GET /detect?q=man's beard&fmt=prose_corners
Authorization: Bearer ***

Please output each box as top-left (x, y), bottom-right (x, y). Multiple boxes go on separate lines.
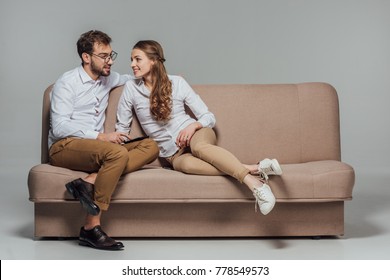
top-left (91, 60), bottom-right (110, 77)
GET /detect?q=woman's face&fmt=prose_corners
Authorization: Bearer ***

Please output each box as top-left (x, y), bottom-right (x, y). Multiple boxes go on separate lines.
top-left (130, 48), bottom-right (154, 79)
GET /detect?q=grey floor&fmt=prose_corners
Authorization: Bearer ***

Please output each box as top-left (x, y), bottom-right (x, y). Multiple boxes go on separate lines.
top-left (1, 162), bottom-right (390, 260)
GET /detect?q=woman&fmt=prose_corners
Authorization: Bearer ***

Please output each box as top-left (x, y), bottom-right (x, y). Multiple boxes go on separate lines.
top-left (116, 40), bottom-right (282, 215)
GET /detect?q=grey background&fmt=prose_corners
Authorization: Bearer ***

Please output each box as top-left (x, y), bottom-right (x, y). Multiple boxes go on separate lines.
top-left (1, 0), bottom-right (389, 259)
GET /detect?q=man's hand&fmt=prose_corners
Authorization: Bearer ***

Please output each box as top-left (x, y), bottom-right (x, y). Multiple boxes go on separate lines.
top-left (97, 132), bottom-right (129, 144)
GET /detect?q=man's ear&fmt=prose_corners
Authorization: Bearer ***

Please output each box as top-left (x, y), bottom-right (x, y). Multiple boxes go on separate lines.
top-left (82, 52), bottom-right (91, 64)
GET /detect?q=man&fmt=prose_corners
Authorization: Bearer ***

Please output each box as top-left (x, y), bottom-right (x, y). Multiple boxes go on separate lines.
top-left (49, 30), bottom-right (159, 250)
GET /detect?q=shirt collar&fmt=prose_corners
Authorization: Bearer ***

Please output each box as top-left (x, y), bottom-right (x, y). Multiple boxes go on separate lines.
top-left (78, 65), bottom-right (102, 84)
top-left (134, 75), bottom-right (173, 86)
top-left (134, 77), bottom-right (144, 86)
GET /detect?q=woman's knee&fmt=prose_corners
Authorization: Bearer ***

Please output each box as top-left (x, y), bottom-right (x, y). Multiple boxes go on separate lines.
top-left (191, 128), bottom-right (217, 154)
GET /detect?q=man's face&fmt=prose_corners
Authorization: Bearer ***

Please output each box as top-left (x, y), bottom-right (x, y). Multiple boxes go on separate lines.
top-left (89, 43), bottom-right (113, 77)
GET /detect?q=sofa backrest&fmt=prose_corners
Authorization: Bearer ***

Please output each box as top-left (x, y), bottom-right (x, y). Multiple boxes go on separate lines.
top-left (41, 85), bottom-right (53, 163)
top-left (41, 82), bottom-right (341, 165)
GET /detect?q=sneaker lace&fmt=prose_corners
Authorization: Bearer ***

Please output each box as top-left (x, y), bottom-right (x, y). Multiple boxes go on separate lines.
top-left (253, 188), bottom-right (266, 212)
top-left (259, 168), bottom-right (272, 182)
top-left (261, 165), bottom-right (274, 174)
top-left (258, 167), bottom-right (271, 182)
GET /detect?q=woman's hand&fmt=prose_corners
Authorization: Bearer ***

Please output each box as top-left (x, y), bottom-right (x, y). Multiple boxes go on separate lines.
top-left (176, 122), bottom-right (202, 148)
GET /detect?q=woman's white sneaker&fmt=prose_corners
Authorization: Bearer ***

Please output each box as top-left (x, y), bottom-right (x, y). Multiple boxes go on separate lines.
top-left (257, 158), bottom-right (283, 181)
top-left (253, 184), bottom-right (276, 215)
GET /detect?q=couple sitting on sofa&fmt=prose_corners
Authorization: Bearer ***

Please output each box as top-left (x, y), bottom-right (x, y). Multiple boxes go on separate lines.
top-left (49, 30), bottom-right (283, 251)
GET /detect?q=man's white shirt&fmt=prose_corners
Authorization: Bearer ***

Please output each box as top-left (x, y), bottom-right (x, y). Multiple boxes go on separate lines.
top-left (49, 65), bottom-right (130, 147)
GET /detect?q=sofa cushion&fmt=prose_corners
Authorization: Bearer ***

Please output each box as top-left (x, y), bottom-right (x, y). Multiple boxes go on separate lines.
top-left (28, 160), bottom-right (354, 203)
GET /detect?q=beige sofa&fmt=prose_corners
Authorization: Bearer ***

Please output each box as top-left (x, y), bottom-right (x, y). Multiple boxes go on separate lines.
top-left (28, 82), bottom-right (355, 238)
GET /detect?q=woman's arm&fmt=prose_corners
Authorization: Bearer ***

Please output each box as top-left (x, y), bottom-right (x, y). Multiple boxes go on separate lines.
top-left (175, 77), bottom-right (216, 147)
top-left (179, 77), bottom-right (216, 127)
top-left (116, 82), bottom-right (134, 138)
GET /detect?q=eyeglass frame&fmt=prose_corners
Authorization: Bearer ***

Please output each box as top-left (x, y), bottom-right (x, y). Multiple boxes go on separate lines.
top-left (89, 50), bottom-right (118, 63)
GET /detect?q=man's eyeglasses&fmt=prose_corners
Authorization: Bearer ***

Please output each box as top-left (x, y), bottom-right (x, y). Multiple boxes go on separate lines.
top-left (90, 51), bottom-right (118, 63)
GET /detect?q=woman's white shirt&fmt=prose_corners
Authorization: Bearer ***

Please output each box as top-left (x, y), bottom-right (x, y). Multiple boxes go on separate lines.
top-left (116, 75), bottom-right (216, 157)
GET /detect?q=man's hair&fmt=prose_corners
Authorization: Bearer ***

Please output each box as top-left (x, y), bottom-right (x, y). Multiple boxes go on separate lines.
top-left (76, 30), bottom-right (112, 59)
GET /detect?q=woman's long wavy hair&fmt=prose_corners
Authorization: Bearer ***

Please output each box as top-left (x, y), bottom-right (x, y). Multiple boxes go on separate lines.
top-left (133, 40), bottom-right (172, 122)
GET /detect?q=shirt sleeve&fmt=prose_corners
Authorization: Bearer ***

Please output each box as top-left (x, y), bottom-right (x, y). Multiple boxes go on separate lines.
top-left (110, 72), bottom-right (132, 87)
top-left (116, 81), bottom-right (134, 134)
top-left (179, 77), bottom-right (216, 128)
top-left (50, 80), bottom-right (99, 140)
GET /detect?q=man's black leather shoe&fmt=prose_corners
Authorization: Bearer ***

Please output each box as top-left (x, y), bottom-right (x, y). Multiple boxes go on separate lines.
top-left (79, 226), bottom-right (124, 250)
top-left (65, 178), bottom-right (100, 216)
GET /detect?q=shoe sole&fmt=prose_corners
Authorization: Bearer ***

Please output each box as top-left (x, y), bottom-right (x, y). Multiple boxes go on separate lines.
top-left (270, 159), bottom-right (283, 175)
top-left (79, 198), bottom-right (100, 216)
top-left (65, 182), bottom-right (77, 198)
top-left (65, 182), bottom-right (100, 216)
top-left (79, 239), bottom-right (124, 251)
